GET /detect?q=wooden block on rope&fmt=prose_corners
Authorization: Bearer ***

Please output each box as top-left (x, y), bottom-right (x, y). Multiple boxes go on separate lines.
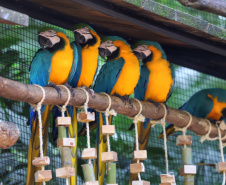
top-left (160, 174), bottom-right (175, 183)
top-left (216, 162), bottom-right (226, 171)
top-left (77, 112), bottom-right (95, 122)
top-left (132, 180), bottom-right (150, 185)
top-left (56, 167), bottom-right (75, 178)
top-left (82, 148), bottom-right (97, 159)
top-left (159, 183), bottom-right (176, 185)
top-left (130, 163), bottom-right (145, 174)
top-left (83, 181), bottom-right (99, 185)
top-left (179, 165), bottom-right (196, 175)
top-left (57, 138), bottom-right (75, 148)
top-left (56, 116), bottom-right (71, 127)
top-left (101, 125), bottom-right (115, 135)
top-left (107, 184), bottom-right (118, 185)
top-left (133, 150), bottom-right (147, 161)
top-left (32, 156), bottom-right (50, 167)
top-left (34, 170), bottom-right (52, 182)
top-left (176, 135), bottom-right (192, 146)
top-left (101, 151), bottom-right (118, 162)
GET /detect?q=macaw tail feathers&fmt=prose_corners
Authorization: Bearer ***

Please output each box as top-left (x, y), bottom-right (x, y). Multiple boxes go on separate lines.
top-left (158, 123), bottom-right (175, 139)
top-left (26, 105), bottom-right (53, 185)
top-left (94, 113), bottom-right (112, 185)
top-left (129, 119), bottom-right (152, 185)
top-left (67, 107), bottom-right (78, 185)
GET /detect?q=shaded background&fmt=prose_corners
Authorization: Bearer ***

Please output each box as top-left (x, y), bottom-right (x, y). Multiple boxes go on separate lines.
top-left (0, 17), bottom-right (226, 184)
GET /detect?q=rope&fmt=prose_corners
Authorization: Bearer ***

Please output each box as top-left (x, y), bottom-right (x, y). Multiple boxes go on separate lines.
top-left (32, 85), bottom-right (46, 185)
top-left (200, 120), bottom-right (218, 143)
top-left (66, 178), bottom-right (69, 185)
top-left (149, 103), bottom-right (168, 174)
top-left (128, 99), bottom-right (144, 181)
top-left (217, 126), bottom-right (226, 185)
top-left (174, 111), bottom-right (192, 148)
top-left (78, 88), bottom-right (91, 164)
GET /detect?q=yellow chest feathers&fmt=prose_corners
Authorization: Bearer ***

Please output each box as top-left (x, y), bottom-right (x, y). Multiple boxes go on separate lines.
top-left (49, 33), bottom-right (73, 85)
top-left (144, 59), bottom-right (174, 102)
top-left (207, 95), bottom-right (226, 120)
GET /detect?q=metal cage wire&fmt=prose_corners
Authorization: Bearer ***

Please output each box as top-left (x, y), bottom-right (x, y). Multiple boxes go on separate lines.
top-left (0, 18), bottom-right (226, 185)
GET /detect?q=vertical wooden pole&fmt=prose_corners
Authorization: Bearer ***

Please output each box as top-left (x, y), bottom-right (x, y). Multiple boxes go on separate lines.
top-left (182, 147), bottom-right (194, 185)
top-left (107, 163), bottom-right (116, 184)
top-left (81, 164), bottom-right (96, 181)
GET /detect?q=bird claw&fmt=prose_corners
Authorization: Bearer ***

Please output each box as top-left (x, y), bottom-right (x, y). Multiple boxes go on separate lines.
top-left (113, 93), bottom-right (126, 105)
top-left (146, 99), bottom-right (161, 111)
top-left (47, 82), bottom-right (62, 98)
top-left (63, 83), bottom-right (75, 97)
top-left (81, 86), bottom-right (95, 98)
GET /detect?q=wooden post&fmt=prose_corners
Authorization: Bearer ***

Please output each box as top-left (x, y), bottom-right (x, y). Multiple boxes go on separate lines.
top-left (107, 163), bottom-right (116, 184)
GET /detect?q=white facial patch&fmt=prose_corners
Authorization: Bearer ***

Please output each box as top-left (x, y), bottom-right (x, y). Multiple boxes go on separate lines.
top-left (39, 30), bottom-right (60, 46)
top-left (134, 44), bottom-right (152, 56)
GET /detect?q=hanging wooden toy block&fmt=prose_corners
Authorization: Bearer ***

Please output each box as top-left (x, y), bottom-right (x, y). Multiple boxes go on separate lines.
top-left (101, 151), bottom-right (118, 162)
top-left (32, 156), bottom-right (50, 167)
top-left (77, 111), bottom-right (95, 122)
top-left (56, 116), bottom-right (71, 127)
top-left (82, 148), bottom-right (97, 159)
top-left (130, 162), bottom-right (145, 174)
top-left (133, 150), bottom-right (147, 161)
top-left (160, 174), bottom-right (175, 183)
top-left (56, 167), bottom-right (75, 178)
top-left (132, 180), bottom-right (150, 185)
top-left (159, 183), bottom-right (176, 185)
top-left (216, 162), bottom-right (226, 171)
top-left (57, 138), bottom-right (75, 148)
top-left (34, 170), bottom-right (52, 182)
top-left (101, 125), bottom-right (115, 135)
top-left (176, 135), bottom-right (192, 146)
top-left (179, 165), bottom-right (196, 175)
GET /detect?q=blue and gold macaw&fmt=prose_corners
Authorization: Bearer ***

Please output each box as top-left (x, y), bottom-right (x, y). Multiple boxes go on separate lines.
top-left (129, 41), bottom-right (175, 183)
top-left (94, 36), bottom-right (140, 185)
top-left (159, 88), bottom-right (226, 139)
top-left (27, 27), bottom-right (77, 185)
top-left (52, 23), bottom-right (100, 185)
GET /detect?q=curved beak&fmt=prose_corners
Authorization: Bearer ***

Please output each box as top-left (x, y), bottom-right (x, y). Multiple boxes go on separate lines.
top-left (133, 46), bottom-right (152, 60)
top-left (74, 29), bottom-right (93, 44)
top-left (98, 41), bottom-right (117, 59)
top-left (38, 32), bottom-right (60, 48)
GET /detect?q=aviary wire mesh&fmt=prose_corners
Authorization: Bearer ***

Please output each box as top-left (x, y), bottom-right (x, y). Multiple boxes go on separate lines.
top-left (0, 18), bottom-right (226, 185)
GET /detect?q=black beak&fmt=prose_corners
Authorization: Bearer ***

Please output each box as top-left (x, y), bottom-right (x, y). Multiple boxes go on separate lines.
top-left (38, 35), bottom-right (52, 48)
top-left (74, 31), bottom-right (86, 44)
top-left (134, 51), bottom-right (147, 60)
top-left (98, 48), bottom-right (112, 59)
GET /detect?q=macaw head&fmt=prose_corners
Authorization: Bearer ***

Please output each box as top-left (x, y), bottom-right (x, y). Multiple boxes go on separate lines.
top-left (98, 36), bottom-right (130, 60)
top-left (73, 23), bottom-right (97, 46)
top-left (133, 40), bottom-right (166, 63)
top-left (38, 27), bottom-right (66, 49)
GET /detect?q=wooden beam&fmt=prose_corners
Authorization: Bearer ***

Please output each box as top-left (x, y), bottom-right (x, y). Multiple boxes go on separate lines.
top-left (0, 75), bottom-right (225, 141)
top-left (177, 0), bottom-right (226, 17)
top-left (0, 6), bottom-right (29, 26)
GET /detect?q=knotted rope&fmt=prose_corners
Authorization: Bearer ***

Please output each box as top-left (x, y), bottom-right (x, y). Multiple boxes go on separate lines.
top-left (78, 88), bottom-right (91, 164)
top-left (174, 111), bottom-right (192, 148)
top-left (129, 99), bottom-right (145, 181)
top-left (200, 120), bottom-right (218, 143)
top-left (57, 85), bottom-right (71, 185)
top-left (150, 104), bottom-right (168, 174)
top-left (31, 85), bottom-right (46, 185)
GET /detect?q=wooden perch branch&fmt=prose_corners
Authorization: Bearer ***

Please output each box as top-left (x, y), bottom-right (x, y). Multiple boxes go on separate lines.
top-left (0, 76), bottom-right (226, 142)
top-left (177, 0), bottom-right (226, 17)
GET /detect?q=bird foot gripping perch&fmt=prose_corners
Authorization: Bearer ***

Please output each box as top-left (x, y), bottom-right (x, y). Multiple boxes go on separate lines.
top-left (150, 103), bottom-right (176, 185)
top-left (129, 99), bottom-right (150, 185)
top-left (31, 85), bottom-right (52, 184)
top-left (77, 88), bottom-right (98, 184)
top-left (98, 92), bottom-right (118, 185)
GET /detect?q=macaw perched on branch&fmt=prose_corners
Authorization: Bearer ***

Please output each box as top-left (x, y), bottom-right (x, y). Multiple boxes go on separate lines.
top-left (159, 88), bottom-right (226, 139)
top-left (52, 23), bottom-right (101, 185)
top-left (27, 27), bottom-right (76, 185)
top-left (93, 36), bottom-right (140, 185)
top-left (129, 41), bottom-right (175, 183)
